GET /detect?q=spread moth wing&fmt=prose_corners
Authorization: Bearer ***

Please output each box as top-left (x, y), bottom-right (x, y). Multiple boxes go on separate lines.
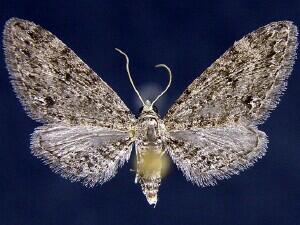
top-left (3, 18), bottom-right (135, 130)
top-left (167, 126), bottom-right (267, 186)
top-left (165, 21), bottom-right (297, 130)
top-left (164, 21), bottom-right (298, 186)
top-left (3, 18), bottom-right (136, 185)
top-left (31, 124), bottom-right (133, 187)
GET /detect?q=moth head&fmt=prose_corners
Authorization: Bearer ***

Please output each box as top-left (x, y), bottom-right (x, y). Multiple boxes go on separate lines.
top-left (138, 100), bottom-right (159, 116)
top-left (115, 48), bottom-right (172, 117)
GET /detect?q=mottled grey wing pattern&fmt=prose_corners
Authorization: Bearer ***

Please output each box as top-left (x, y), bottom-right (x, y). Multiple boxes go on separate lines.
top-left (3, 18), bottom-right (136, 186)
top-left (167, 126), bottom-right (267, 186)
top-left (31, 124), bottom-right (133, 187)
top-left (3, 18), bottom-right (135, 130)
top-left (164, 21), bottom-right (298, 130)
top-left (164, 21), bottom-right (298, 186)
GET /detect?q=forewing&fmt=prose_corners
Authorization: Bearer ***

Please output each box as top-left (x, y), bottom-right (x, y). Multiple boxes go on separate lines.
top-left (167, 125), bottom-right (267, 186)
top-left (164, 21), bottom-right (298, 130)
top-left (3, 18), bottom-right (135, 130)
top-left (31, 124), bottom-right (133, 187)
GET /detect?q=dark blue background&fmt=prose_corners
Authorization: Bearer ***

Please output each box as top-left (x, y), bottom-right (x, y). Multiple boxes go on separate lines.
top-left (0, 1), bottom-right (299, 225)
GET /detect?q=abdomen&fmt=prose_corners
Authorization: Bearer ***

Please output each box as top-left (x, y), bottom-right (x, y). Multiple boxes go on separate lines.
top-left (136, 144), bottom-right (163, 206)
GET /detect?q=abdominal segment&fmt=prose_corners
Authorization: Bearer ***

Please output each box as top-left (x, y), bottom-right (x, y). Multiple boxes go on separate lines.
top-left (135, 145), bottom-right (164, 206)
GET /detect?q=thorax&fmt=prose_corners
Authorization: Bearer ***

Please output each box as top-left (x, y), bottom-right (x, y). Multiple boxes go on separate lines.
top-left (135, 113), bottom-right (166, 147)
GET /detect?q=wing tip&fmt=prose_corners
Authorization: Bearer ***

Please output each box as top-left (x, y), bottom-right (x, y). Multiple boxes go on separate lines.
top-left (4, 17), bottom-right (23, 27)
top-left (3, 17), bottom-right (29, 41)
top-left (255, 19), bottom-right (298, 125)
top-left (2, 19), bottom-right (46, 124)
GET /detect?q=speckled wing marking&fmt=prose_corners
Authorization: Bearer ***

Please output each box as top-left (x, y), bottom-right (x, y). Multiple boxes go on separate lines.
top-left (3, 17), bottom-right (136, 186)
top-left (164, 21), bottom-right (298, 130)
top-left (3, 18), bottom-right (135, 130)
top-left (164, 21), bottom-right (297, 187)
top-left (31, 124), bottom-right (133, 187)
top-left (167, 125), bottom-right (267, 186)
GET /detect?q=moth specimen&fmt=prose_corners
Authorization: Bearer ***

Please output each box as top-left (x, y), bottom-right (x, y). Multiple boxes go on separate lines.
top-left (3, 18), bottom-right (298, 206)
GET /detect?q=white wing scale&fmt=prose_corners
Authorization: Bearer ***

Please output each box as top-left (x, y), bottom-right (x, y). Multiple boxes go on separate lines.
top-left (31, 124), bottom-right (133, 187)
top-left (167, 125), bottom-right (267, 186)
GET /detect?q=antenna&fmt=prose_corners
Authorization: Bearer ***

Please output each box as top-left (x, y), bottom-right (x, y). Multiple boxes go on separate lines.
top-left (115, 48), bottom-right (145, 106)
top-left (151, 64), bottom-right (172, 107)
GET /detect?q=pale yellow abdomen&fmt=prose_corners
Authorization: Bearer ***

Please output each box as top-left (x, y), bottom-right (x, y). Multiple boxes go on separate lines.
top-left (135, 146), bottom-right (170, 206)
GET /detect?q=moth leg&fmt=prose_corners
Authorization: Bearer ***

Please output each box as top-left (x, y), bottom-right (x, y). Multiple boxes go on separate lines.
top-left (134, 146), bottom-right (142, 183)
top-left (159, 149), bottom-right (167, 157)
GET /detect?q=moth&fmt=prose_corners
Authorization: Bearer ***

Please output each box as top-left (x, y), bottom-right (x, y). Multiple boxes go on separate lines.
top-left (3, 18), bottom-right (298, 206)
